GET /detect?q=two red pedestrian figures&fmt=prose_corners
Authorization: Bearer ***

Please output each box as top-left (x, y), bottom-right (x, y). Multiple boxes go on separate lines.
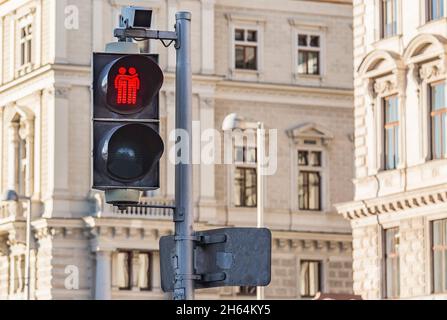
top-left (114, 67), bottom-right (140, 105)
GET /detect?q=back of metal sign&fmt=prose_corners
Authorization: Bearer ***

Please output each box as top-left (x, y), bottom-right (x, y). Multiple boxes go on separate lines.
top-left (160, 227), bottom-right (272, 292)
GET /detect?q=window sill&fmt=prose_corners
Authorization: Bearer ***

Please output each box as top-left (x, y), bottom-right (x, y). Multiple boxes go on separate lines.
top-left (231, 206), bottom-right (257, 210)
top-left (293, 73), bottom-right (324, 86)
top-left (293, 209), bottom-right (324, 214)
top-left (229, 68), bottom-right (263, 81)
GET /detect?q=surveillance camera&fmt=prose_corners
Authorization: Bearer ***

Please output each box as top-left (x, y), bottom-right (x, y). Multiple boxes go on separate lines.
top-left (120, 6), bottom-right (153, 29)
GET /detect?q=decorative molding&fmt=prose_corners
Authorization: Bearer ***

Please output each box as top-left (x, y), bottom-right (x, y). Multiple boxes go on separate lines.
top-left (336, 186), bottom-right (447, 220)
top-left (224, 13), bottom-right (267, 24)
top-left (273, 237), bottom-right (352, 253)
top-left (288, 18), bottom-right (328, 31)
top-left (419, 62), bottom-right (445, 81)
top-left (286, 122), bottom-right (334, 145)
top-left (373, 79), bottom-right (396, 96)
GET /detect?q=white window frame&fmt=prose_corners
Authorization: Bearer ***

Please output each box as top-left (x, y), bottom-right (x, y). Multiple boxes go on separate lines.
top-left (425, 213), bottom-right (447, 296)
top-left (369, 75), bottom-right (405, 173)
top-left (289, 21), bottom-right (327, 83)
top-left (15, 8), bottom-right (36, 77)
top-left (226, 14), bottom-right (266, 79)
top-left (295, 31), bottom-right (324, 77)
top-left (112, 250), bottom-right (154, 292)
top-left (233, 27), bottom-right (259, 71)
top-left (297, 256), bottom-right (327, 300)
top-left (423, 0), bottom-right (447, 23)
top-left (374, 0), bottom-right (402, 41)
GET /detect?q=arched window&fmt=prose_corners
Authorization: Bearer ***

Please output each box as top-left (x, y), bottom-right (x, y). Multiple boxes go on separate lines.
top-left (358, 50), bottom-right (406, 173)
top-left (403, 34), bottom-right (447, 162)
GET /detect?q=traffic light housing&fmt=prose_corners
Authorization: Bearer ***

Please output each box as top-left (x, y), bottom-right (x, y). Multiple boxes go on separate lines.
top-left (92, 53), bottom-right (164, 191)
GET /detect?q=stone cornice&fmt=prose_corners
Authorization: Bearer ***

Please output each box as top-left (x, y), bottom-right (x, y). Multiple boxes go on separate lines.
top-left (273, 237), bottom-right (352, 253)
top-left (336, 184), bottom-right (447, 220)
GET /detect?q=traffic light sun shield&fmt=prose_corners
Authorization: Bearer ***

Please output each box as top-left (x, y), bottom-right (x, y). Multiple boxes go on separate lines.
top-left (104, 124), bottom-right (164, 181)
top-left (98, 55), bottom-right (163, 115)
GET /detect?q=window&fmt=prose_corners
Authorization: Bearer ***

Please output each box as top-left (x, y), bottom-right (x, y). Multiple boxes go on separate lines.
top-left (297, 34), bottom-right (320, 75)
top-left (384, 228), bottom-right (400, 299)
top-left (234, 28), bottom-right (257, 70)
top-left (432, 219), bottom-right (447, 293)
top-left (234, 167), bottom-right (257, 207)
top-left (234, 142), bottom-right (257, 208)
top-left (298, 150), bottom-right (322, 210)
top-left (381, 0), bottom-right (398, 38)
top-left (235, 146), bottom-right (257, 164)
top-left (300, 260), bottom-right (321, 298)
top-left (19, 23), bottom-right (33, 67)
top-left (428, 0), bottom-right (445, 21)
top-left (114, 251), bottom-right (152, 291)
top-left (430, 83), bottom-right (447, 159)
top-left (238, 286), bottom-right (256, 296)
top-left (384, 96), bottom-right (399, 170)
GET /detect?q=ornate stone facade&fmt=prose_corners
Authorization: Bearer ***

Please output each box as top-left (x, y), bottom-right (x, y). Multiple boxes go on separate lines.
top-left (0, 0), bottom-right (354, 299)
top-left (337, 0), bottom-right (447, 299)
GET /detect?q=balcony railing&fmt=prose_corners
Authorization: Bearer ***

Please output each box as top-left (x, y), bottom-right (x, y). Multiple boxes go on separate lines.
top-left (0, 201), bottom-right (25, 222)
top-left (97, 196), bottom-right (174, 220)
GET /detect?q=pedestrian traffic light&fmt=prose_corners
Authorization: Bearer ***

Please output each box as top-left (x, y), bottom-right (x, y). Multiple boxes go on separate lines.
top-left (92, 53), bottom-right (164, 192)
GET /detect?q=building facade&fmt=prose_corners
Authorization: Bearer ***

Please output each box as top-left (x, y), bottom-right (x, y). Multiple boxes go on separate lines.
top-left (0, 0), bottom-right (354, 300)
top-left (337, 0), bottom-right (447, 300)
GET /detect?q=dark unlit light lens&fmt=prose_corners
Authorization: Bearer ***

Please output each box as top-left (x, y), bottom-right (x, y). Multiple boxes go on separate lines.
top-left (107, 124), bottom-right (153, 180)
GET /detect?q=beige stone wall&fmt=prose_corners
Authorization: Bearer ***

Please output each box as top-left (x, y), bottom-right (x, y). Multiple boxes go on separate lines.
top-left (338, 0), bottom-right (447, 300)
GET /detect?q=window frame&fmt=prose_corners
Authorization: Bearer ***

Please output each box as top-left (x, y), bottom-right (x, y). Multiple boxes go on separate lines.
top-left (427, 0), bottom-right (446, 22)
top-left (232, 26), bottom-right (259, 71)
top-left (296, 141), bottom-right (325, 212)
top-left (380, 0), bottom-right (399, 39)
top-left (227, 16), bottom-right (265, 79)
top-left (297, 149), bottom-right (323, 211)
top-left (431, 218), bottom-right (447, 294)
top-left (299, 260), bottom-right (322, 298)
top-left (292, 28), bottom-right (326, 80)
top-left (234, 166), bottom-right (257, 208)
top-left (429, 81), bottom-right (447, 160)
top-left (383, 95), bottom-right (400, 171)
top-left (230, 131), bottom-right (258, 209)
top-left (383, 227), bottom-right (400, 299)
top-left (114, 250), bottom-right (153, 292)
top-left (15, 10), bottom-right (35, 76)
top-left (297, 33), bottom-right (321, 76)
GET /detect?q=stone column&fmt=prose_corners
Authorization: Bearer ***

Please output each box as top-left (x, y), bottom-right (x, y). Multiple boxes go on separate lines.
top-left (95, 250), bottom-right (112, 300)
top-left (201, 0), bottom-right (215, 74)
top-left (152, 251), bottom-right (161, 291)
top-left (7, 122), bottom-right (20, 191)
top-left (198, 96), bottom-right (217, 223)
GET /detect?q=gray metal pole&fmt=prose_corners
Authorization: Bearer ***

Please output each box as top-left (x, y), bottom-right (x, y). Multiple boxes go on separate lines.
top-left (174, 11), bottom-right (195, 301)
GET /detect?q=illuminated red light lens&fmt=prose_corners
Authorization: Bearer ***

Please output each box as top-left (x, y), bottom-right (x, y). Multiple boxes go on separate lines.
top-left (113, 67), bottom-right (140, 105)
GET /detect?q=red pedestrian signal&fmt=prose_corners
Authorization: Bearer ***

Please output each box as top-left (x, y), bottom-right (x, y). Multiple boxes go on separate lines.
top-left (115, 67), bottom-right (140, 105)
top-left (92, 53), bottom-right (164, 192)
top-left (94, 54), bottom-right (163, 117)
